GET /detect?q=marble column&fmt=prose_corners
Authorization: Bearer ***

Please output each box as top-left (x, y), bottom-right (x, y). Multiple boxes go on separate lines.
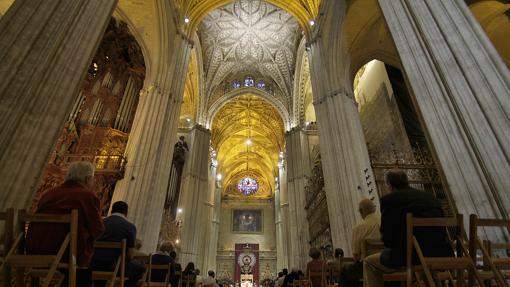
top-left (111, 5), bottom-right (193, 251)
top-left (285, 128), bottom-right (311, 270)
top-left (0, 0), bottom-right (117, 211)
top-left (176, 126), bottom-right (211, 267)
top-left (275, 166), bottom-right (289, 270)
top-left (379, 0), bottom-right (510, 238)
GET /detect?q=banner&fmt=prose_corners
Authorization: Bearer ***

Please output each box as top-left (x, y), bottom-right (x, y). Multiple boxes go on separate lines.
top-left (234, 243), bottom-right (259, 287)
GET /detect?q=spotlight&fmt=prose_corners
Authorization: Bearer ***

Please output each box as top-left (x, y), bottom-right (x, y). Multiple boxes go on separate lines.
top-left (309, 20), bottom-right (315, 26)
top-left (245, 138), bottom-right (252, 145)
top-left (184, 17), bottom-right (190, 24)
top-left (216, 174), bottom-right (222, 181)
top-left (176, 239), bottom-right (180, 244)
top-left (177, 208), bottom-right (183, 214)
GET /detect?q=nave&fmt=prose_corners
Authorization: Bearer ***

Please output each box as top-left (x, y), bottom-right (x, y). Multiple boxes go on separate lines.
top-left (0, 0), bottom-right (509, 286)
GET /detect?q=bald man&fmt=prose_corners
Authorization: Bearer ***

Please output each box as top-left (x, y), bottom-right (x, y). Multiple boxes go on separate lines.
top-left (340, 199), bottom-right (380, 287)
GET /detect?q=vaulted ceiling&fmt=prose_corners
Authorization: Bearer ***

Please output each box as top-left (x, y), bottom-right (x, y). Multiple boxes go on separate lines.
top-left (211, 94), bottom-right (284, 199)
top-left (198, 0), bottom-right (302, 108)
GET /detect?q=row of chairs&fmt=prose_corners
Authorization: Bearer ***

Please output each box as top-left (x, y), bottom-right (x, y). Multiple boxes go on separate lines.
top-left (0, 208), bottom-right (176, 287)
top-left (293, 214), bottom-right (509, 287)
top-left (363, 214), bottom-right (510, 287)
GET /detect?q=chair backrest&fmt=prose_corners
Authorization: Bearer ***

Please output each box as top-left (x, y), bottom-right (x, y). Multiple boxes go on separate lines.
top-left (407, 213), bottom-right (487, 287)
top-left (469, 214), bottom-right (510, 286)
top-left (7, 209), bottom-right (78, 287)
top-left (93, 239), bottom-right (127, 287)
top-left (145, 253), bottom-right (172, 286)
top-left (0, 208), bottom-right (14, 257)
top-left (362, 239), bottom-right (384, 259)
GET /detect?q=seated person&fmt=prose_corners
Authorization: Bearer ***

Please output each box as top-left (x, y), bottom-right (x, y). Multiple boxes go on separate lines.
top-left (150, 241), bottom-right (174, 282)
top-left (340, 199), bottom-right (380, 287)
top-left (202, 270), bottom-right (219, 287)
top-left (169, 251), bottom-right (182, 287)
top-left (275, 269), bottom-right (288, 287)
top-left (196, 269), bottom-right (204, 287)
top-left (26, 161), bottom-right (105, 287)
top-left (306, 247), bottom-right (326, 287)
top-left (182, 262), bottom-right (197, 286)
top-left (91, 201), bottom-right (145, 287)
top-left (363, 170), bottom-right (453, 287)
top-left (282, 268), bottom-right (300, 287)
top-left (328, 248), bottom-right (344, 283)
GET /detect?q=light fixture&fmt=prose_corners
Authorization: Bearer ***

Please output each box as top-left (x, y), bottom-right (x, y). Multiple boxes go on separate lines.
top-left (245, 138), bottom-right (252, 145)
top-left (175, 239), bottom-right (180, 244)
top-left (177, 208), bottom-right (183, 214)
top-left (216, 173), bottom-right (222, 181)
top-left (305, 121), bottom-right (310, 126)
top-left (184, 17), bottom-right (190, 24)
top-left (309, 20), bottom-right (315, 26)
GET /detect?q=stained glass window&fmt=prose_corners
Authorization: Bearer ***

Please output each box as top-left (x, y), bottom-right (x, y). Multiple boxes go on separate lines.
top-left (244, 76), bottom-right (254, 87)
top-left (257, 81), bottom-right (266, 89)
top-left (238, 177), bottom-right (258, 195)
top-left (232, 80), bottom-right (241, 89)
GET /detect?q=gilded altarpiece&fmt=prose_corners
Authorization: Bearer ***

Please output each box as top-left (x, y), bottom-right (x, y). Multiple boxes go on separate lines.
top-left (33, 18), bottom-right (145, 214)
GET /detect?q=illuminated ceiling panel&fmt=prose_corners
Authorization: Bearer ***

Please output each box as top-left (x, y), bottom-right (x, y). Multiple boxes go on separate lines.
top-left (212, 94), bottom-right (284, 199)
top-left (198, 0), bottom-right (301, 107)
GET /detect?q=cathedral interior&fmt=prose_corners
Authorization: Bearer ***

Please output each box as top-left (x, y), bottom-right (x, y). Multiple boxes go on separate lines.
top-left (0, 0), bottom-right (509, 285)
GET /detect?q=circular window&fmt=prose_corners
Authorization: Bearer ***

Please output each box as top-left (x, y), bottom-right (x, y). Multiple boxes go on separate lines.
top-left (237, 177), bottom-right (258, 196)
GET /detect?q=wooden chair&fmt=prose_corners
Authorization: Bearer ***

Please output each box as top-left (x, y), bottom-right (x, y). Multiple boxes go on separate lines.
top-left (141, 253), bottom-right (171, 287)
top-left (0, 208), bottom-right (14, 287)
top-left (361, 239), bottom-right (384, 259)
top-left (180, 274), bottom-right (196, 287)
top-left (92, 239), bottom-right (127, 287)
top-left (407, 213), bottom-right (485, 287)
top-left (469, 214), bottom-right (510, 286)
top-left (3, 209), bottom-right (78, 287)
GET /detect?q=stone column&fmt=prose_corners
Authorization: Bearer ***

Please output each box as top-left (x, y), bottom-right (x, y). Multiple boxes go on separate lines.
top-left (111, 5), bottom-right (193, 251)
top-left (285, 128), bottom-right (311, 270)
top-left (0, 0), bottom-right (117, 211)
top-left (176, 126), bottom-right (211, 267)
top-left (379, 0), bottom-right (510, 237)
top-left (312, 93), bottom-right (377, 254)
top-left (204, 173), bottom-right (222, 272)
top-left (307, 0), bottom-right (379, 254)
top-left (275, 166), bottom-right (289, 270)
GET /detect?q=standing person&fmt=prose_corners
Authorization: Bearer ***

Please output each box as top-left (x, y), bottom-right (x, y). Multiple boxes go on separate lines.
top-left (340, 199), bottom-right (380, 287)
top-left (91, 201), bottom-right (145, 287)
top-left (363, 170), bottom-right (453, 287)
top-left (306, 248), bottom-right (326, 287)
top-left (26, 161), bottom-right (105, 287)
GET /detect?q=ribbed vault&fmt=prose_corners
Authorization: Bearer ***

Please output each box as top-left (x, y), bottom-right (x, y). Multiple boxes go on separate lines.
top-left (211, 94), bottom-right (284, 199)
top-left (175, 0), bottom-right (321, 37)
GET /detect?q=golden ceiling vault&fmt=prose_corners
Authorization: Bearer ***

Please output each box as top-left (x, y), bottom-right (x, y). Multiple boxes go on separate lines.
top-left (211, 94), bottom-right (284, 199)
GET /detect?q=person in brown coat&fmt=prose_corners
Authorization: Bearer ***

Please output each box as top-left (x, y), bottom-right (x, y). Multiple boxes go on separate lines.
top-left (26, 161), bottom-right (105, 287)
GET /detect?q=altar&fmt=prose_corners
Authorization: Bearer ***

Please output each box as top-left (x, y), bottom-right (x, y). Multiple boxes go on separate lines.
top-left (235, 243), bottom-right (259, 287)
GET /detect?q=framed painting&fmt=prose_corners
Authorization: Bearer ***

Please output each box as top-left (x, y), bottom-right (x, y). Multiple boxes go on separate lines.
top-left (232, 209), bottom-right (263, 233)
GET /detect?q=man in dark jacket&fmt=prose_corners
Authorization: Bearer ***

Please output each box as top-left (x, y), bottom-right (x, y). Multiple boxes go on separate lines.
top-left (91, 201), bottom-right (145, 287)
top-left (363, 170), bottom-right (453, 287)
